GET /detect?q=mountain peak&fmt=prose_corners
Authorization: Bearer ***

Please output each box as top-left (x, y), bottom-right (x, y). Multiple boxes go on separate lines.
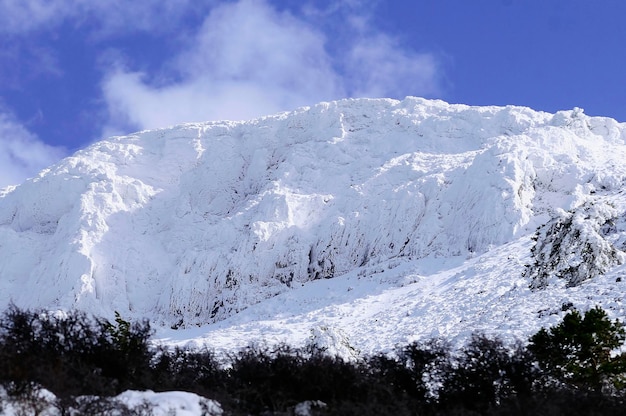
top-left (1, 97), bottom-right (626, 350)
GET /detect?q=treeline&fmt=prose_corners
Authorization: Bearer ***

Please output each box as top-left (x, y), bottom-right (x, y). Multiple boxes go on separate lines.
top-left (1, 305), bottom-right (626, 415)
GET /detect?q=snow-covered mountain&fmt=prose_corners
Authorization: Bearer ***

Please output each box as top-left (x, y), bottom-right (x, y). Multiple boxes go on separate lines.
top-left (2, 97), bottom-right (626, 355)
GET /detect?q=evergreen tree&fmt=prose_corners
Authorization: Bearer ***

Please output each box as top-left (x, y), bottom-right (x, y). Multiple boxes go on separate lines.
top-left (528, 306), bottom-right (626, 390)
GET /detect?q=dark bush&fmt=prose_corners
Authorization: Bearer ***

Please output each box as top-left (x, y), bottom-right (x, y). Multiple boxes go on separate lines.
top-left (224, 344), bottom-right (366, 413)
top-left (1, 305), bottom-right (626, 415)
top-left (150, 345), bottom-right (224, 395)
top-left (438, 334), bottom-right (535, 414)
top-left (0, 305), bottom-right (153, 401)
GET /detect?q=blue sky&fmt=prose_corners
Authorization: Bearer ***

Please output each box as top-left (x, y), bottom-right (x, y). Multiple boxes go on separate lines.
top-left (1, 0), bottom-right (625, 188)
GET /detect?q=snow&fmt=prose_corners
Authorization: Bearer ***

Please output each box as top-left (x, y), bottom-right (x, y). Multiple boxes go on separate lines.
top-left (158, 236), bottom-right (626, 356)
top-left (1, 96), bottom-right (626, 357)
top-left (0, 388), bottom-right (223, 415)
top-left (115, 390), bottom-right (222, 415)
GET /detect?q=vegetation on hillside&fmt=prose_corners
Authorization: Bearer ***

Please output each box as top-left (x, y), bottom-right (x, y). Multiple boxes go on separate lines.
top-left (1, 305), bottom-right (626, 415)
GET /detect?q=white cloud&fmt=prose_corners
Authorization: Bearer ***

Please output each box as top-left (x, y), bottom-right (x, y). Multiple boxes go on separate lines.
top-left (101, 0), bottom-right (443, 132)
top-left (0, 0), bottom-right (444, 185)
top-left (0, 111), bottom-right (65, 188)
top-left (0, 0), bottom-right (70, 33)
top-left (345, 34), bottom-right (440, 98)
top-left (0, 0), bottom-right (199, 36)
top-left (102, 0), bottom-right (343, 130)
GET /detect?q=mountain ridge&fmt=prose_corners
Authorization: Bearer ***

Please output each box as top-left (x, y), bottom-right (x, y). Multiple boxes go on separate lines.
top-left (1, 97), bottom-right (626, 352)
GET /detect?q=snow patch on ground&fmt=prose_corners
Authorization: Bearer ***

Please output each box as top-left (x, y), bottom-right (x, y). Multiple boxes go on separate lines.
top-left (0, 388), bottom-right (222, 416)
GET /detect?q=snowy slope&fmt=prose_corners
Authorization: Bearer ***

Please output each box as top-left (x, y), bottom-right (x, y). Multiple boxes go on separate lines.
top-left (1, 97), bottom-right (626, 353)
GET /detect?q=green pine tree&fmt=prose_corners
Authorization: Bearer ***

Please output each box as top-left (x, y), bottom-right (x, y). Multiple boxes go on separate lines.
top-left (529, 306), bottom-right (626, 390)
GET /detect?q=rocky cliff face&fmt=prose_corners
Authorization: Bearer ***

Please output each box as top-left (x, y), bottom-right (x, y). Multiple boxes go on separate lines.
top-left (1, 97), bottom-right (626, 329)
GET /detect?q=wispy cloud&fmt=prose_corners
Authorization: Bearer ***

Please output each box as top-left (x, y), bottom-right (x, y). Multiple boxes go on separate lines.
top-left (101, 0), bottom-right (342, 132)
top-left (101, 0), bottom-right (443, 132)
top-left (0, 0), bottom-right (200, 36)
top-left (345, 34), bottom-right (440, 98)
top-left (0, 0), bottom-right (444, 185)
top-left (0, 0), bottom-right (69, 34)
top-left (0, 110), bottom-right (66, 188)
top-left (0, 39), bottom-right (62, 89)
top-left (301, 0), bottom-right (441, 98)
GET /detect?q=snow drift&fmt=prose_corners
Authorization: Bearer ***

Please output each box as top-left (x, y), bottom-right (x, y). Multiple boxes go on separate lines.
top-left (1, 97), bottom-right (626, 332)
